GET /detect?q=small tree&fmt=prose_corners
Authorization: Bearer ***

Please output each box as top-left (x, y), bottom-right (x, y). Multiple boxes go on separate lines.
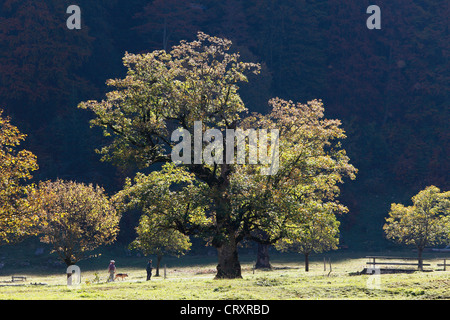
top-left (275, 202), bottom-right (341, 271)
top-left (130, 214), bottom-right (191, 276)
top-left (383, 186), bottom-right (450, 270)
top-left (0, 110), bottom-right (39, 244)
top-left (116, 164), bottom-right (200, 275)
top-left (31, 179), bottom-right (120, 266)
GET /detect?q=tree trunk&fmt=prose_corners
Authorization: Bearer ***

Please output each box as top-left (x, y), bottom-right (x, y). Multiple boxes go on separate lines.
top-left (417, 247), bottom-right (424, 271)
top-left (304, 253), bottom-right (309, 272)
top-left (215, 234), bottom-right (242, 279)
top-left (155, 255), bottom-right (162, 276)
top-left (63, 257), bottom-right (75, 267)
top-left (213, 186), bottom-right (242, 279)
top-left (255, 243), bottom-right (271, 269)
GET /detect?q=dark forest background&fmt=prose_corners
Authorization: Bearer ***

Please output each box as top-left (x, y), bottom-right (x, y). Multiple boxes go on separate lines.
top-left (0, 0), bottom-right (448, 252)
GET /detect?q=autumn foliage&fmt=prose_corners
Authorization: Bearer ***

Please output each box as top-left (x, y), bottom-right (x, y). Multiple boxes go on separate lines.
top-left (0, 110), bottom-right (39, 243)
top-left (29, 179), bottom-right (120, 266)
top-left (82, 33), bottom-right (356, 278)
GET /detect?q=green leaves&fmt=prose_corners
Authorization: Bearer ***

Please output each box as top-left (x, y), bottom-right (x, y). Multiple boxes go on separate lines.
top-left (384, 186), bottom-right (450, 249)
top-left (81, 33), bottom-right (357, 277)
top-left (236, 98), bottom-right (356, 245)
top-left (131, 213), bottom-right (192, 258)
top-left (275, 201), bottom-right (341, 255)
top-left (78, 32), bottom-right (260, 169)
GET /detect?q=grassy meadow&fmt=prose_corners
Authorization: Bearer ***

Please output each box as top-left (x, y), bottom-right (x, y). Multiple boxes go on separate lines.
top-left (2, 250), bottom-right (450, 300)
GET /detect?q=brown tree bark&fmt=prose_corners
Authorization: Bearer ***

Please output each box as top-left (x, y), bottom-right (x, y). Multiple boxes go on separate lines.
top-left (417, 247), bottom-right (424, 271)
top-left (215, 232), bottom-right (242, 279)
top-left (255, 243), bottom-right (271, 269)
top-left (155, 254), bottom-right (163, 276)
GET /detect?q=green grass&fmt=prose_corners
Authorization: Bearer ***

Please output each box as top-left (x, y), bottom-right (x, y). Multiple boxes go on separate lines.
top-left (2, 251), bottom-right (450, 300)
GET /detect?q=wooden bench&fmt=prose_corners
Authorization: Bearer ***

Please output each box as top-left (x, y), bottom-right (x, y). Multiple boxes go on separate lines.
top-left (366, 256), bottom-right (430, 269)
top-left (11, 275), bottom-right (27, 282)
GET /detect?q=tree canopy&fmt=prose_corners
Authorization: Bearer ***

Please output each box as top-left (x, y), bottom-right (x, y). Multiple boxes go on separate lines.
top-left (384, 186), bottom-right (450, 270)
top-left (82, 33), bottom-right (356, 278)
top-left (0, 110), bottom-right (39, 244)
top-left (130, 212), bottom-right (192, 276)
top-left (30, 179), bottom-right (120, 266)
top-left (275, 201), bottom-right (341, 272)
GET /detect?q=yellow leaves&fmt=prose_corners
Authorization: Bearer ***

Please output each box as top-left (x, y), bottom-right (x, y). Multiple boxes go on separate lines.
top-left (76, 32), bottom-right (359, 266)
top-left (30, 179), bottom-right (120, 263)
top-left (78, 33), bottom-right (261, 168)
top-left (384, 186), bottom-right (450, 248)
top-left (0, 109), bottom-right (39, 244)
top-left (132, 206), bottom-right (192, 256)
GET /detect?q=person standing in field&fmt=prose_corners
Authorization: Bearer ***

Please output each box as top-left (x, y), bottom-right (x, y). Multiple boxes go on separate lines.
top-left (146, 259), bottom-right (153, 281)
top-left (108, 260), bottom-right (116, 282)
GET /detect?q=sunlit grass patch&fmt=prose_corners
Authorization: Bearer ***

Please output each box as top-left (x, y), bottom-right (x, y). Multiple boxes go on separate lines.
top-left (2, 252), bottom-right (450, 300)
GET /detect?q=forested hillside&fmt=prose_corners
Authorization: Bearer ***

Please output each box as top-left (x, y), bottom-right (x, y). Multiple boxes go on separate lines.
top-left (0, 0), bottom-right (448, 250)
